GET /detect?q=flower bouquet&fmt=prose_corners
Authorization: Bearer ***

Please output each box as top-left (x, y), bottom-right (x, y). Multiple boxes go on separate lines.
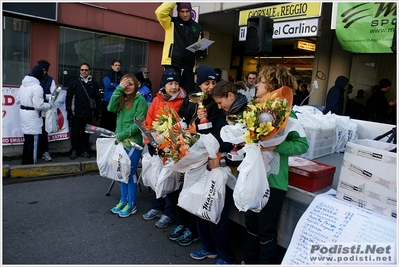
top-left (221, 86), bottom-right (294, 212)
top-left (241, 87), bottom-right (292, 144)
top-left (148, 107), bottom-right (201, 165)
top-left (142, 107), bottom-right (219, 199)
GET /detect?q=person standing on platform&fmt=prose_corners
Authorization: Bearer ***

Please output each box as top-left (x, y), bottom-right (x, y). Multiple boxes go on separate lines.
top-left (37, 59), bottom-right (57, 162)
top-left (101, 59), bottom-right (123, 132)
top-left (18, 65), bottom-right (51, 165)
top-left (155, 2), bottom-right (206, 94)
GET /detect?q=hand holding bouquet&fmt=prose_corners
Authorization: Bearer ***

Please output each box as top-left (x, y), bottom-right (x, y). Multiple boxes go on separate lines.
top-left (148, 108), bottom-right (200, 164)
top-left (240, 86), bottom-right (293, 144)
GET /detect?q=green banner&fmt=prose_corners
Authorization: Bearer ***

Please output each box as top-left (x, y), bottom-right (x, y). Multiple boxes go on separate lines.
top-left (336, 2), bottom-right (396, 53)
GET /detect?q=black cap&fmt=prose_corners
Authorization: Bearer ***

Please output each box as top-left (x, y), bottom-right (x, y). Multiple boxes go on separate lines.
top-left (29, 65), bottom-right (43, 82)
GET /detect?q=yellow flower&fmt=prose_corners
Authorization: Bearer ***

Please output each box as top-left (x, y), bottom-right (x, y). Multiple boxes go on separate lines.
top-left (150, 107), bottom-right (200, 163)
top-left (244, 130), bottom-right (254, 144)
top-left (238, 96), bottom-right (290, 144)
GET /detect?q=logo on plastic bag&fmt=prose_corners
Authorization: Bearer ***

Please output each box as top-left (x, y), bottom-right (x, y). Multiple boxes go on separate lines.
top-left (201, 179), bottom-right (217, 220)
top-left (116, 153), bottom-right (124, 180)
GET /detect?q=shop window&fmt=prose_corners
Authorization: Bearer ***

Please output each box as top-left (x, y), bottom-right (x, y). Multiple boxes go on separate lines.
top-left (58, 27), bottom-right (148, 89)
top-left (2, 16), bottom-right (31, 85)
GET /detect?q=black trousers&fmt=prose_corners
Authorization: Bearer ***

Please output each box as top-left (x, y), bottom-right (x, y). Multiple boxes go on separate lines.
top-left (243, 187), bottom-right (287, 264)
top-left (175, 184), bottom-right (198, 237)
top-left (21, 134), bottom-right (38, 165)
top-left (38, 118), bottom-right (49, 155)
top-left (100, 101), bottom-right (117, 132)
top-left (70, 116), bottom-right (92, 154)
top-left (196, 187), bottom-right (236, 264)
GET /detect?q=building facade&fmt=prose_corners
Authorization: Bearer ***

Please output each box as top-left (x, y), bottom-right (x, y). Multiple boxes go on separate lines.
top-left (2, 2), bottom-right (397, 155)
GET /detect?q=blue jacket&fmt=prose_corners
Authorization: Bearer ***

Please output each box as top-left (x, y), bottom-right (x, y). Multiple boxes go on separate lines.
top-left (103, 69), bottom-right (123, 102)
top-left (138, 84), bottom-right (152, 103)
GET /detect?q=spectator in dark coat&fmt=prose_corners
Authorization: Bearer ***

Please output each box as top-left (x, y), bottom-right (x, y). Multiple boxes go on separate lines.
top-left (66, 63), bottom-right (101, 159)
top-left (323, 76), bottom-right (349, 115)
top-left (364, 78), bottom-right (396, 123)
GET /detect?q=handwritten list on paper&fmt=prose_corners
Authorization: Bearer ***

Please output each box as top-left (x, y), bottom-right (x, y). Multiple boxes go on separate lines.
top-left (282, 189), bottom-right (397, 265)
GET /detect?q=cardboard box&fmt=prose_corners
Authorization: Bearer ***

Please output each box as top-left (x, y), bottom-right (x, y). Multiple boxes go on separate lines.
top-left (301, 126), bottom-right (335, 160)
top-left (336, 190), bottom-right (397, 218)
top-left (288, 156), bottom-right (336, 192)
top-left (336, 139), bottom-right (397, 218)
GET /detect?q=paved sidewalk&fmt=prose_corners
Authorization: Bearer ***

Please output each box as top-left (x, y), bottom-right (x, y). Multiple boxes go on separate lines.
top-left (2, 152), bottom-right (99, 184)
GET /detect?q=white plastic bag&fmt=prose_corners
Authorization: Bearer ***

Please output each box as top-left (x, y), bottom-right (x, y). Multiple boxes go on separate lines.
top-left (155, 163), bottom-right (182, 199)
top-left (111, 142), bottom-right (131, 183)
top-left (166, 133), bottom-right (219, 173)
top-left (329, 114), bottom-right (358, 152)
top-left (44, 108), bottom-right (59, 133)
top-left (234, 143), bottom-right (271, 212)
top-left (96, 138), bottom-right (130, 183)
top-left (141, 152), bottom-right (163, 191)
top-left (178, 164), bottom-right (228, 224)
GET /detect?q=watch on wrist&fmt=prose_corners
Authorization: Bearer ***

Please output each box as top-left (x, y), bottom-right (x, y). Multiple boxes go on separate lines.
top-left (219, 157), bottom-right (227, 167)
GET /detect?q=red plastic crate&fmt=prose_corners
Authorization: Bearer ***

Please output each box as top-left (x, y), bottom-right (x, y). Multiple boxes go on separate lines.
top-left (288, 156), bottom-right (336, 192)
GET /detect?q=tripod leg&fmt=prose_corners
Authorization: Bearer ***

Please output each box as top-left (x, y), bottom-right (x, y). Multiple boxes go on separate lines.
top-left (106, 180), bottom-right (116, 196)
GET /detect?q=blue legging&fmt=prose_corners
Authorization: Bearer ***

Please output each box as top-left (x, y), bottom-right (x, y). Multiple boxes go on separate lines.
top-left (119, 146), bottom-right (142, 206)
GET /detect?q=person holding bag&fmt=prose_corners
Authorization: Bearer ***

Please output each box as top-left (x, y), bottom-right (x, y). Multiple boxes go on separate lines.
top-left (108, 73), bottom-right (148, 218)
top-left (241, 65), bottom-right (309, 264)
top-left (171, 66), bottom-right (219, 247)
top-left (142, 68), bottom-right (186, 228)
top-left (189, 80), bottom-right (248, 264)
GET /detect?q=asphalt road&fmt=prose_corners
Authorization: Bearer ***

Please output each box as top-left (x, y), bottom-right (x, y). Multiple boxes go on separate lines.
top-left (3, 173), bottom-right (250, 265)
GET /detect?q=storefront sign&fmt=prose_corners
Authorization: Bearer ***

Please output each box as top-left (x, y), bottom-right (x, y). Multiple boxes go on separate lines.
top-left (295, 40), bottom-right (316, 51)
top-left (335, 2), bottom-right (396, 53)
top-left (239, 2), bottom-right (322, 25)
top-left (2, 87), bottom-right (70, 146)
top-left (273, 18), bottom-right (321, 39)
top-left (239, 18), bottom-right (321, 41)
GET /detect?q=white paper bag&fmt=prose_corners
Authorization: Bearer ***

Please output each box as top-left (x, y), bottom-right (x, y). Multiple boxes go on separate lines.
top-left (178, 164), bottom-right (228, 224)
top-left (234, 143), bottom-right (271, 212)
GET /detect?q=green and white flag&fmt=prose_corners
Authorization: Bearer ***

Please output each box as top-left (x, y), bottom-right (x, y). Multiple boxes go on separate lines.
top-left (336, 2), bottom-right (396, 53)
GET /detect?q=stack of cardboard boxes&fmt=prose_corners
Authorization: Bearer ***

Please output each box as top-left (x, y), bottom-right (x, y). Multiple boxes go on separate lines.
top-left (335, 139), bottom-right (397, 218)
